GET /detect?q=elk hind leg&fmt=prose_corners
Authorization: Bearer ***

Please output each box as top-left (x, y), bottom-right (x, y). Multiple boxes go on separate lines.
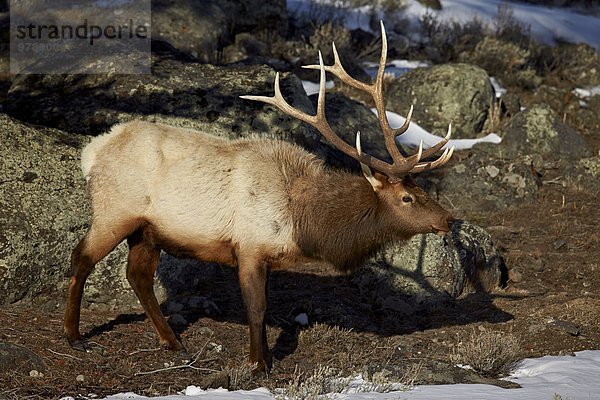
top-left (126, 229), bottom-right (183, 351)
top-left (64, 220), bottom-right (138, 350)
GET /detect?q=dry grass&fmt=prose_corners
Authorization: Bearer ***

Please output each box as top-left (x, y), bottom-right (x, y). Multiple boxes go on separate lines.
top-left (309, 21), bottom-right (351, 55)
top-left (298, 323), bottom-right (355, 350)
top-left (225, 362), bottom-right (256, 390)
top-left (275, 358), bottom-right (422, 398)
top-left (297, 323), bottom-right (383, 371)
top-left (483, 98), bottom-right (504, 134)
top-left (276, 364), bottom-right (347, 400)
top-left (451, 328), bottom-right (522, 377)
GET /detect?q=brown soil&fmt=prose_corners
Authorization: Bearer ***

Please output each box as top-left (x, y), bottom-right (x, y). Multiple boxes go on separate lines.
top-left (1, 181), bottom-right (599, 399)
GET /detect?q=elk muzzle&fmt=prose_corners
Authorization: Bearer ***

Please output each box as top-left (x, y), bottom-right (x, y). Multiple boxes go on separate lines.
top-left (431, 214), bottom-right (454, 236)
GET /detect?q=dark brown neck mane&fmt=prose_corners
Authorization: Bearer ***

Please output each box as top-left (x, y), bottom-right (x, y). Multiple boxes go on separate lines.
top-left (290, 170), bottom-right (403, 271)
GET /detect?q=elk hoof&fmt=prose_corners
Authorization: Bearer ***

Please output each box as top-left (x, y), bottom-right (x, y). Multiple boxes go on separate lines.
top-left (251, 360), bottom-right (268, 377)
top-left (160, 339), bottom-right (185, 353)
top-left (179, 347), bottom-right (189, 358)
top-left (69, 338), bottom-right (90, 352)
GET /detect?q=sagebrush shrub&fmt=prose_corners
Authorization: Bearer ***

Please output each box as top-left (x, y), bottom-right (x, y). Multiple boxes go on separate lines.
top-left (451, 328), bottom-right (522, 377)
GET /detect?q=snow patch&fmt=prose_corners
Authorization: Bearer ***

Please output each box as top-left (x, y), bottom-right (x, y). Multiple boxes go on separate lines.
top-left (573, 85), bottom-right (600, 99)
top-left (374, 109), bottom-right (502, 150)
top-left (301, 79), bottom-right (335, 96)
top-left (490, 77), bottom-right (506, 98)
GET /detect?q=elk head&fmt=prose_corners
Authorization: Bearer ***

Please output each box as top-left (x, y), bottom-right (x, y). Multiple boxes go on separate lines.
top-left (242, 22), bottom-right (455, 236)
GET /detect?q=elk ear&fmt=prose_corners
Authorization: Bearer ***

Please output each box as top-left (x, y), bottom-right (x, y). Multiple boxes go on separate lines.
top-left (361, 164), bottom-right (385, 191)
top-left (356, 130), bottom-right (385, 191)
top-left (402, 175), bottom-right (416, 187)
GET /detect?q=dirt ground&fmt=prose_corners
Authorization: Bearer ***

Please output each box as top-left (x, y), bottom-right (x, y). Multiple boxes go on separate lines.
top-left (1, 178), bottom-right (599, 399)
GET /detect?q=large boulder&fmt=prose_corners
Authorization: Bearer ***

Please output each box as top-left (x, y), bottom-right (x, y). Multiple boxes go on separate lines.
top-left (0, 114), bottom-right (129, 309)
top-left (386, 64), bottom-right (495, 138)
top-left (501, 104), bottom-right (589, 162)
top-left (435, 148), bottom-right (541, 213)
top-left (354, 221), bottom-right (507, 312)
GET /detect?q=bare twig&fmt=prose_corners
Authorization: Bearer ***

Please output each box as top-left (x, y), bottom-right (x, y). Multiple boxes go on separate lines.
top-left (442, 194), bottom-right (457, 210)
top-left (46, 348), bottom-right (83, 361)
top-left (134, 336), bottom-right (218, 376)
top-left (86, 340), bottom-right (107, 349)
top-left (127, 347), bottom-right (161, 356)
top-left (134, 363), bottom-right (219, 376)
top-left (542, 177), bottom-right (563, 185)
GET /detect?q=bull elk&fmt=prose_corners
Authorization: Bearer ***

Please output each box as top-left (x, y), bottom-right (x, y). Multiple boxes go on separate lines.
top-left (64, 22), bottom-right (455, 372)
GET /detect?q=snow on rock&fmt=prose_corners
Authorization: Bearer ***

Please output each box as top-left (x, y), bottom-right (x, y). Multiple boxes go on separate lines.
top-left (573, 85), bottom-right (600, 99)
top-left (301, 79), bottom-right (335, 96)
top-left (363, 59), bottom-right (432, 79)
top-left (374, 109), bottom-right (502, 150)
top-left (490, 77), bottom-right (506, 98)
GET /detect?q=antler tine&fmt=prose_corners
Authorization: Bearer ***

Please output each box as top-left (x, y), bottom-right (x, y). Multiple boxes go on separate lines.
top-left (410, 146), bottom-right (455, 173)
top-left (371, 21), bottom-right (413, 169)
top-left (240, 72), bottom-right (316, 126)
top-left (315, 51), bottom-right (326, 120)
top-left (356, 130), bottom-right (381, 188)
top-left (303, 43), bottom-right (371, 93)
top-left (393, 105), bottom-right (413, 136)
top-left (375, 20), bottom-right (388, 96)
top-left (419, 123), bottom-right (452, 160)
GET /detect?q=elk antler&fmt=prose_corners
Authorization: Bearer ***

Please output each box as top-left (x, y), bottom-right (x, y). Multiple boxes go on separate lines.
top-left (241, 21), bottom-right (454, 183)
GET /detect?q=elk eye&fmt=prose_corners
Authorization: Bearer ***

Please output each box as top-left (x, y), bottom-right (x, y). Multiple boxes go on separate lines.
top-left (402, 195), bottom-right (413, 203)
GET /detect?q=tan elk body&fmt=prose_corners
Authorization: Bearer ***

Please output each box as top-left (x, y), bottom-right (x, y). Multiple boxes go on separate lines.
top-left (64, 23), bottom-right (455, 372)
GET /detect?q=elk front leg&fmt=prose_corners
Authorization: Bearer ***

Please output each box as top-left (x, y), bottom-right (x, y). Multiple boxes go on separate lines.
top-left (238, 253), bottom-right (270, 373)
top-left (261, 272), bottom-right (271, 365)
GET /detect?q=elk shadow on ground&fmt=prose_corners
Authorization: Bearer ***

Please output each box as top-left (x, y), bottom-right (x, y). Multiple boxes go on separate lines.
top-left (151, 226), bottom-right (512, 363)
top-left (81, 226), bottom-right (513, 362)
